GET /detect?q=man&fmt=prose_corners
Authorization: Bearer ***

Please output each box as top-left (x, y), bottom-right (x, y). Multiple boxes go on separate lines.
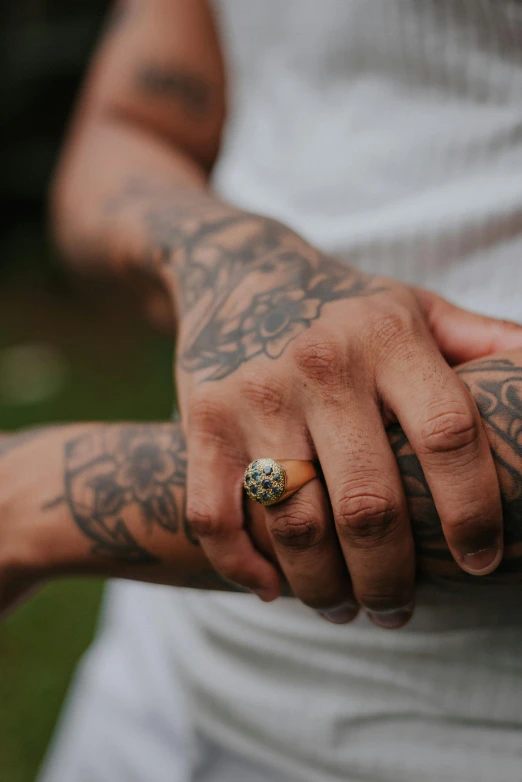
top-left (5, 0), bottom-right (522, 779)
top-left (0, 362), bottom-right (520, 780)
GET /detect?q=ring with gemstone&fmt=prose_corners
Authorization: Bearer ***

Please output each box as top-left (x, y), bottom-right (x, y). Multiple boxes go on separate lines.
top-left (243, 458), bottom-right (317, 507)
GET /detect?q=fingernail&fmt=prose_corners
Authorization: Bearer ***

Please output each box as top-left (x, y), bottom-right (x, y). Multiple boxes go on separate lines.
top-left (366, 605), bottom-right (413, 630)
top-left (460, 545), bottom-right (501, 576)
top-left (318, 601), bottom-right (359, 624)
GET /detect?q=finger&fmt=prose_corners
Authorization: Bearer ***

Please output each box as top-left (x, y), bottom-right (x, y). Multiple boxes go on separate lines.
top-left (381, 337), bottom-right (503, 576)
top-left (307, 397), bottom-right (415, 630)
top-left (245, 414), bottom-right (357, 621)
top-left (264, 479), bottom-right (358, 623)
top-left (416, 287), bottom-right (522, 364)
top-left (185, 404), bottom-right (280, 601)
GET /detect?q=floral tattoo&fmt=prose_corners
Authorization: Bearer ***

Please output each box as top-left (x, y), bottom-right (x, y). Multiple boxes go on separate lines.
top-left (103, 179), bottom-right (386, 381)
top-left (61, 425), bottom-right (187, 563)
top-left (30, 359), bottom-right (522, 588)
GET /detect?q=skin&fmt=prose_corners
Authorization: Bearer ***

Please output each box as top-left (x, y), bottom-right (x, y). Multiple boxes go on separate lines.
top-left (3, 352), bottom-right (522, 624)
top-left (50, 0), bottom-right (522, 627)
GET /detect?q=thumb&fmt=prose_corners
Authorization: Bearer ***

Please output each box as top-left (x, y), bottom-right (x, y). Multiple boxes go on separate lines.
top-left (415, 287), bottom-right (522, 366)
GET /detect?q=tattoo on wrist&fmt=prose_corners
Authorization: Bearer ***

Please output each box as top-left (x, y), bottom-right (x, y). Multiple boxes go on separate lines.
top-left (103, 178), bottom-right (387, 381)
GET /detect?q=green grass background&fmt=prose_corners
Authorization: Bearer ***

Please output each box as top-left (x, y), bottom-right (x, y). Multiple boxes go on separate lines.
top-left (2, 4), bottom-right (150, 778)
top-left (0, 259), bottom-right (173, 782)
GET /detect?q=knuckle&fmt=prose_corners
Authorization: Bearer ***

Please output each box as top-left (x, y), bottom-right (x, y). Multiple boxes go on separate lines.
top-left (335, 487), bottom-right (400, 546)
top-left (292, 332), bottom-right (345, 388)
top-left (240, 372), bottom-right (285, 417)
top-left (442, 504), bottom-right (493, 541)
top-left (188, 396), bottom-right (236, 452)
top-left (268, 503), bottom-right (324, 551)
top-left (364, 307), bottom-right (417, 352)
top-left (419, 406), bottom-right (478, 456)
top-left (188, 394), bottom-right (225, 434)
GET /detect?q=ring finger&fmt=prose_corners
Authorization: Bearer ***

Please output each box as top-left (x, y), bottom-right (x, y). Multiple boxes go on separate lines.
top-left (247, 431), bottom-right (357, 619)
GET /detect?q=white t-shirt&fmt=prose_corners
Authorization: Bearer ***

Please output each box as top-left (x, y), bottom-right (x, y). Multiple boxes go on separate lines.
top-left (158, 2), bottom-right (522, 780)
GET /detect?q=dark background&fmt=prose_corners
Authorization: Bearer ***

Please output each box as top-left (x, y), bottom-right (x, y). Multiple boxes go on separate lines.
top-left (1, 3), bottom-right (173, 779)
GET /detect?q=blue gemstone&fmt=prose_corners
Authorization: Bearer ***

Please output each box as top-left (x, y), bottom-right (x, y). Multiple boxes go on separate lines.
top-left (262, 479), bottom-right (272, 489)
top-left (250, 485), bottom-right (258, 494)
top-left (261, 492), bottom-right (271, 502)
top-left (273, 473), bottom-right (280, 481)
top-left (245, 475), bottom-right (250, 484)
top-left (263, 465), bottom-right (272, 475)
top-left (251, 461), bottom-right (259, 468)
top-left (252, 470), bottom-right (261, 480)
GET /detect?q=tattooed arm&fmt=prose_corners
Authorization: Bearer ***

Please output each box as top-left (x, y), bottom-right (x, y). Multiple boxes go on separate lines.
top-left (2, 352), bottom-right (522, 620)
top-left (51, 0), bottom-right (225, 283)
top-left (51, 0), bottom-right (522, 626)
top-left (0, 422), bottom-right (243, 620)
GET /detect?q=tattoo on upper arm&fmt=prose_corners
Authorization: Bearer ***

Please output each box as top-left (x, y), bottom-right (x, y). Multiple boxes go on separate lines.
top-left (136, 66), bottom-right (213, 117)
top-left (52, 425), bottom-right (190, 565)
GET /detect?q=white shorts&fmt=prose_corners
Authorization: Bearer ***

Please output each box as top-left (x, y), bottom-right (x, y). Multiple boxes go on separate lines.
top-left (38, 581), bottom-right (292, 782)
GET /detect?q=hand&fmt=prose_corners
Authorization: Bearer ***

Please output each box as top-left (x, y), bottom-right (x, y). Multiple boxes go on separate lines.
top-left (171, 215), bottom-right (522, 625)
top-left (5, 349), bottom-right (522, 623)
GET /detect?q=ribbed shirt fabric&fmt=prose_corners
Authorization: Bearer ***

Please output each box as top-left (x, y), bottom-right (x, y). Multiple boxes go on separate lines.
top-left (159, 3), bottom-right (522, 780)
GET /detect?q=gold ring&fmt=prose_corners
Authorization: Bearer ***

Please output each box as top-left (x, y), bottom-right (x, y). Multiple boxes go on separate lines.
top-left (243, 458), bottom-right (317, 507)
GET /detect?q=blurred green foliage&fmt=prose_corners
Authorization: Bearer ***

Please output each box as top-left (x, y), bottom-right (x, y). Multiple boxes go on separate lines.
top-left (0, 260), bottom-right (174, 782)
top-left (1, 3), bottom-right (176, 780)
top-left (0, 582), bottom-right (105, 782)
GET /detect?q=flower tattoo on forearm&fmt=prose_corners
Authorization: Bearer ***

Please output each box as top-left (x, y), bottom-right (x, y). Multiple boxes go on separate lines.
top-left (61, 425), bottom-right (187, 563)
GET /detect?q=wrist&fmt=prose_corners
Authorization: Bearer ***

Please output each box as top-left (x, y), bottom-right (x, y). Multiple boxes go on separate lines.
top-left (0, 435), bottom-right (54, 616)
top-left (0, 449), bottom-right (45, 593)
top-left (170, 213), bottom-right (313, 322)
top-left (0, 427), bottom-right (84, 583)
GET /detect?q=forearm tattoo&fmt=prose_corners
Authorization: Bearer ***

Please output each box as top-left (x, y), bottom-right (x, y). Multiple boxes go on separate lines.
top-left (46, 423), bottom-right (241, 590)
top-left (104, 178), bottom-right (386, 380)
top-left (36, 360), bottom-right (522, 590)
top-left (56, 425), bottom-right (188, 564)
